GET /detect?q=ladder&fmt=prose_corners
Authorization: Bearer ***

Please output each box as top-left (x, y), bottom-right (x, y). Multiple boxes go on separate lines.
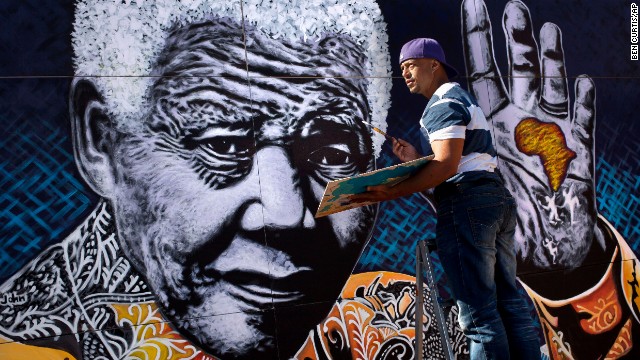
top-left (415, 238), bottom-right (455, 360)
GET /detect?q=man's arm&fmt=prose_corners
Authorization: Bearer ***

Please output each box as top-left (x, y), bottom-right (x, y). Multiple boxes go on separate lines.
top-left (349, 138), bottom-right (463, 203)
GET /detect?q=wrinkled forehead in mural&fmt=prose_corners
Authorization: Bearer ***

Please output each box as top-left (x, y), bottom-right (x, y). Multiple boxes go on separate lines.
top-left (72, 0), bottom-right (391, 152)
top-left (71, 0), bottom-right (391, 358)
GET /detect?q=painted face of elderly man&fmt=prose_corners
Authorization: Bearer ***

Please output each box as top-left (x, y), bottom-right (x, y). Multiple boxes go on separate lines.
top-left (69, 0), bottom-right (390, 358)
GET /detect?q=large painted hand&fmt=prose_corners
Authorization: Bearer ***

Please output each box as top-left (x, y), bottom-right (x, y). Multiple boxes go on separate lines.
top-left (461, 0), bottom-right (602, 270)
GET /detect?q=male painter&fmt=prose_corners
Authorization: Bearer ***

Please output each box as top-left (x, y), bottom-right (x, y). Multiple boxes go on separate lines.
top-left (350, 38), bottom-right (541, 359)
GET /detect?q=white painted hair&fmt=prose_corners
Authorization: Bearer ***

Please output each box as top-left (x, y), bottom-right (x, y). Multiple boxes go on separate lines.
top-left (72, 0), bottom-right (392, 156)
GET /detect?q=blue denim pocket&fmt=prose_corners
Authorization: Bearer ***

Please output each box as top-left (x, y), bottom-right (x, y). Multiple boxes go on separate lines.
top-left (467, 201), bottom-right (503, 248)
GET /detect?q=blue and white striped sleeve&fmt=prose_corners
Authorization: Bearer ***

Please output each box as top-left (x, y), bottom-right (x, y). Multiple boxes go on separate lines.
top-left (420, 98), bottom-right (469, 142)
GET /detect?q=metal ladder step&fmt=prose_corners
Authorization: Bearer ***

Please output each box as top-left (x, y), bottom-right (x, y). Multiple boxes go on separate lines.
top-left (415, 238), bottom-right (455, 360)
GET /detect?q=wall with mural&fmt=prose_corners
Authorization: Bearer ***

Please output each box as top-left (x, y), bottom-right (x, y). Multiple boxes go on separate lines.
top-left (0, 0), bottom-right (638, 359)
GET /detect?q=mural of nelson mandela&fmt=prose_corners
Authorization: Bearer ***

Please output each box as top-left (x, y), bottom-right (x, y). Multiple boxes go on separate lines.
top-left (0, 0), bottom-right (392, 359)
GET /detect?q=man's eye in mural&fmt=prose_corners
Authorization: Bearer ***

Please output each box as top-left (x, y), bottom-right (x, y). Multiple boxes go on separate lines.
top-left (306, 144), bottom-right (358, 181)
top-left (200, 136), bottom-right (254, 159)
top-left (184, 134), bottom-right (255, 189)
top-left (308, 144), bottom-right (351, 166)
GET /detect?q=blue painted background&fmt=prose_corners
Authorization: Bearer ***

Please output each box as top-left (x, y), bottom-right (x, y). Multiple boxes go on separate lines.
top-left (0, 1), bottom-right (638, 358)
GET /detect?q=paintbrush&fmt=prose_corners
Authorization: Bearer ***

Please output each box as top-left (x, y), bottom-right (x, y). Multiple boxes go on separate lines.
top-left (361, 120), bottom-right (393, 141)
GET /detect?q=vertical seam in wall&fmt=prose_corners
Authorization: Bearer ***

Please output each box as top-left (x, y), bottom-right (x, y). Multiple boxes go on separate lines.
top-left (238, 2), bottom-right (280, 352)
top-left (238, 0), bottom-right (268, 255)
top-left (239, 0), bottom-right (268, 258)
top-left (62, 237), bottom-right (120, 359)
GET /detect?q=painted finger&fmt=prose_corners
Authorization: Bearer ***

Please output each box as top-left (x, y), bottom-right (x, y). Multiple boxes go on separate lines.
top-left (539, 23), bottom-right (569, 117)
top-left (461, 0), bottom-right (508, 116)
top-left (503, 0), bottom-right (540, 110)
top-left (571, 75), bottom-right (596, 179)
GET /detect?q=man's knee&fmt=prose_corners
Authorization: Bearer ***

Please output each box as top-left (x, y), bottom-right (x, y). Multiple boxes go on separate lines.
top-left (458, 301), bottom-right (505, 336)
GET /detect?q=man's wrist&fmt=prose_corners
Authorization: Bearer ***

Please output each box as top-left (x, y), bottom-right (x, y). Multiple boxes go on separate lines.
top-left (391, 181), bottom-right (413, 199)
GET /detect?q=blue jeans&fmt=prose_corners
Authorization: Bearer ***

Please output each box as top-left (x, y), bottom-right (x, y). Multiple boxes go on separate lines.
top-left (434, 177), bottom-right (541, 360)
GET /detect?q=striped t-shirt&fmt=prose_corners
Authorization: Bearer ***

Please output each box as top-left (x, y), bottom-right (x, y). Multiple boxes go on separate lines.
top-left (419, 82), bottom-right (497, 184)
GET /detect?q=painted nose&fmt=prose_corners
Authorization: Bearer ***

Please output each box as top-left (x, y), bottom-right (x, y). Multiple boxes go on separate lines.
top-left (241, 146), bottom-right (315, 230)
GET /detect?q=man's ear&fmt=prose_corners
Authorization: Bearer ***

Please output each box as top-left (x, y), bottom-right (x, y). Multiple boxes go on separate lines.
top-left (69, 78), bottom-right (117, 198)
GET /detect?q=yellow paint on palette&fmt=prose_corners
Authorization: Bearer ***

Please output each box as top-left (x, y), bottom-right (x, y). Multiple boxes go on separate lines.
top-left (0, 336), bottom-right (76, 360)
top-left (515, 118), bottom-right (576, 191)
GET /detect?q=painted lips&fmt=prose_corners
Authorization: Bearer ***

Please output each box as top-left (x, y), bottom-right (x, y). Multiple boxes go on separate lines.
top-left (194, 262), bottom-right (313, 308)
top-left (224, 269), bottom-right (310, 305)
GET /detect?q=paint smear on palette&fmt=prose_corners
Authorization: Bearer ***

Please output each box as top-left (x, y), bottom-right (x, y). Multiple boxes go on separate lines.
top-left (315, 155), bottom-right (433, 218)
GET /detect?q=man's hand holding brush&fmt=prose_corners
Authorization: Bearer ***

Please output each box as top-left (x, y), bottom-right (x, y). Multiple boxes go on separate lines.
top-left (391, 138), bottom-right (421, 163)
top-left (361, 120), bottom-right (421, 163)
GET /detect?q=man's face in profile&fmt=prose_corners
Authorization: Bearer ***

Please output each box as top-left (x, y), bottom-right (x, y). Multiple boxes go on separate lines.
top-left (106, 19), bottom-right (376, 357)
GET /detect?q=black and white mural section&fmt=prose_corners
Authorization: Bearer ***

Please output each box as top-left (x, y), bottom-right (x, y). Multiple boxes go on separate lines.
top-left (0, 0), bottom-right (638, 359)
